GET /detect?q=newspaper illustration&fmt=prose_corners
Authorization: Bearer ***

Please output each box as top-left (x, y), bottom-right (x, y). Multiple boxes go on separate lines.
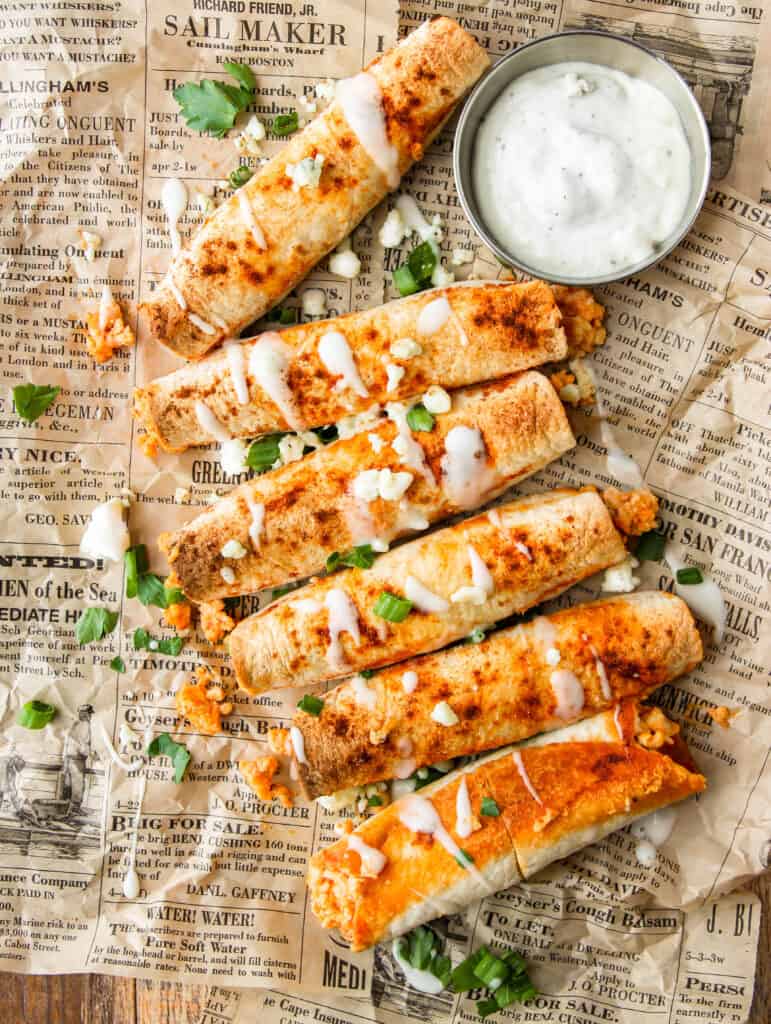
top-left (0, 1), bottom-right (769, 1022)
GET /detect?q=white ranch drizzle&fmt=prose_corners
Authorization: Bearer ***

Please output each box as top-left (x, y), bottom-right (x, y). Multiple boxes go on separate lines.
top-left (98, 284), bottom-right (114, 331)
top-left (398, 795), bottom-right (487, 886)
top-left (467, 545), bottom-right (494, 595)
top-left (395, 194), bottom-right (438, 242)
top-left (613, 703), bottom-right (624, 741)
top-left (386, 403), bottom-right (435, 484)
top-left (161, 177), bottom-right (188, 256)
top-left (631, 806), bottom-right (678, 866)
top-left (290, 598), bottom-right (323, 614)
top-left (249, 332), bottom-right (305, 430)
top-left (237, 189), bottom-right (267, 249)
top-left (243, 493), bottom-right (265, 551)
top-left (336, 73), bottom-right (400, 188)
top-left (664, 547), bottom-right (726, 643)
top-left (455, 777), bottom-right (474, 838)
top-left (347, 834), bottom-right (387, 877)
top-left (550, 669), bottom-right (585, 719)
top-left (416, 296), bottom-right (451, 336)
top-left (441, 426), bottom-right (495, 509)
top-left (449, 308), bottom-right (469, 348)
top-left (290, 725), bottom-right (307, 764)
top-left (324, 588), bottom-right (361, 669)
top-left (123, 773), bottom-right (146, 899)
top-left (512, 750), bottom-right (543, 805)
top-left (194, 400), bottom-right (231, 443)
top-left (405, 575), bottom-right (449, 614)
top-left (487, 508), bottom-right (503, 530)
top-left (318, 331), bottom-right (369, 398)
top-left (401, 670), bottom-right (418, 695)
top-left (515, 541), bottom-right (533, 561)
top-left (188, 312), bottom-right (217, 336)
top-left (589, 644), bottom-right (612, 700)
top-left (393, 758), bottom-right (417, 780)
top-left (351, 675), bottom-right (377, 710)
top-left (391, 939), bottom-right (445, 996)
top-left (167, 277), bottom-right (188, 311)
top-left (225, 341), bottom-right (249, 404)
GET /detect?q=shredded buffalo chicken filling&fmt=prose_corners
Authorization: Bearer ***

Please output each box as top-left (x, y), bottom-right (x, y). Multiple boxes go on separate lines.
top-left (176, 666), bottom-right (233, 735)
top-left (602, 487), bottom-right (659, 537)
top-left (198, 599), bottom-right (237, 645)
top-left (85, 297), bottom-right (135, 363)
top-left (239, 757), bottom-right (293, 808)
top-left (552, 285), bottom-right (607, 357)
top-left (636, 707), bottom-right (680, 749)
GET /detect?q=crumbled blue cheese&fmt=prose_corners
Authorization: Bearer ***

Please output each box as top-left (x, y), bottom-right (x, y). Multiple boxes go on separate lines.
top-left (390, 337), bottom-right (422, 360)
top-left (422, 385), bottom-right (451, 414)
top-left (301, 287), bottom-right (327, 317)
top-left (220, 566), bottom-right (236, 584)
top-left (430, 263), bottom-right (455, 288)
top-left (385, 363), bottom-right (405, 393)
top-left (378, 207), bottom-right (409, 249)
top-left (278, 434), bottom-right (305, 465)
top-left (368, 432), bottom-right (385, 453)
top-left (431, 701), bottom-right (459, 726)
top-left (352, 468), bottom-right (413, 502)
top-left (285, 154), bottom-right (325, 192)
top-left (329, 237), bottom-right (361, 279)
top-left (602, 555), bottom-right (640, 593)
top-left (451, 248), bottom-right (474, 266)
top-left (235, 115), bottom-right (266, 155)
top-left (315, 79), bottom-right (336, 103)
top-left (221, 539), bottom-right (247, 559)
top-left (336, 404), bottom-right (382, 440)
top-left (220, 438), bottom-right (249, 477)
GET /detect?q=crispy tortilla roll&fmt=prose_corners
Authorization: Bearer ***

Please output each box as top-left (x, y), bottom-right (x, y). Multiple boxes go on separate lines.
top-left (228, 487), bottom-right (631, 693)
top-left (134, 281), bottom-right (567, 453)
top-left (293, 592), bottom-right (702, 799)
top-left (161, 373), bottom-right (575, 601)
top-left (307, 702), bottom-right (706, 950)
top-left (141, 18), bottom-right (490, 359)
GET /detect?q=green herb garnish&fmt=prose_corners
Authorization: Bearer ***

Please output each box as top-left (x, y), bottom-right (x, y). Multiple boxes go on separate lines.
top-left (173, 61), bottom-right (256, 138)
top-left (636, 530), bottom-right (666, 562)
top-left (297, 694), bottom-right (324, 716)
top-left (393, 264), bottom-right (419, 297)
top-left (110, 656), bottom-right (126, 673)
top-left (326, 544), bottom-right (376, 573)
top-left (451, 944), bottom-right (537, 1017)
top-left (228, 164), bottom-right (254, 189)
top-left (408, 241), bottom-right (437, 284)
top-left (125, 544), bottom-right (184, 609)
top-left (12, 383), bottom-right (60, 424)
top-left (359, 668), bottom-right (376, 679)
top-left (406, 403), bottom-right (434, 432)
top-left (676, 567), bottom-right (704, 585)
top-left (272, 111), bottom-right (299, 136)
top-left (247, 433), bottom-right (285, 473)
top-left (146, 733), bottom-right (191, 783)
top-left (455, 849), bottom-right (474, 869)
top-left (133, 628), bottom-right (184, 657)
top-left (466, 627), bottom-right (487, 644)
top-left (75, 607), bottom-right (118, 646)
top-left (315, 424), bottom-right (338, 445)
top-left (367, 795), bottom-right (383, 807)
top-left (480, 796), bottom-right (500, 817)
top-left (373, 591), bottom-right (412, 623)
top-left (395, 926), bottom-right (451, 987)
top-left (17, 700), bottom-right (57, 730)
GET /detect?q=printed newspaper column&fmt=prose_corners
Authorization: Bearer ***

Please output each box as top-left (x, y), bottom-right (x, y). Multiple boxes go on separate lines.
top-left (0, 0), bottom-right (145, 970)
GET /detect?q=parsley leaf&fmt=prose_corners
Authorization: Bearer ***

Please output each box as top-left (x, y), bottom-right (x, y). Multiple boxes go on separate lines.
top-left (133, 628), bottom-right (184, 657)
top-left (136, 573), bottom-right (184, 609)
top-left (13, 383), bottom-right (60, 423)
top-left (147, 733), bottom-right (191, 783)
top-left (75, 607), bottom-right (118, 646)
top-left (110, 656), bottom-right (126, 673)
top-left (174, 61), bottom-right (256, 138)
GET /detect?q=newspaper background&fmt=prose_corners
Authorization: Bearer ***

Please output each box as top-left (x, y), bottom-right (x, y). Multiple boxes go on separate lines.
top-left (0, 0), bottom-right (768, 1019)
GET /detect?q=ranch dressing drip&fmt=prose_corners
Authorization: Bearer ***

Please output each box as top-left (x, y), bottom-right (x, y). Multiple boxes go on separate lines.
top-left (392, 938), bottom-right (445, 995)
top-left (123, 773), bottom-right (146, 900)
top-left (324, 588), bottom-right (361, 669)
top-left (318, 331), bottom-right (369, 398)
top-left (405, 574), bottom-right (449, 614)
top-left (665, 547), bottom-right (726, 643)
top-left (337, 73), bottom-right (400, 188)
top-left (472, 62), bottom-right (692, 278)
top-left (347, 834), bottom-right (387, 877)
top-left (631, 805), bottom-right (677, 866)
top-left (243, 493), bottom-right (265, 550)
top-left (249, 332), bottom-right (305, 430)
top-left (467, 545), bottom-right (494, 595)
top-left (194, 400), bottom-right (230, 443)
top-left (512, 751), bottom-right (543, 805)
top-left (225, 341), bottom-right (249, 404)
top-left (416, 296), bottom-right (451, 336)
top-left (237, 189), bottom-right (267, 249)
top-left (550, 669), bottom-right (585, 719)
top-left (455, 777), bottom-right (474, 838)
top-left (440, 426), bottom-right (495, 509)
top-left (188, 312), bottom-right (217, 335)
top-left (161, 177), bottom-right (188, 255)
top-left (167, 277), bottom-right (187, 311)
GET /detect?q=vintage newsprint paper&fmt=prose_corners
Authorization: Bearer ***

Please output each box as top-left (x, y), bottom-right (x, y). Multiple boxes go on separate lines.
top-left (0, 0), bottom-right (768, 1019)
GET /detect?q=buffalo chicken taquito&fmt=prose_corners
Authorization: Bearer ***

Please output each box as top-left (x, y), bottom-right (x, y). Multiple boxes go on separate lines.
top-left (228, 487), bottom-right (640, 693)
top-left (142, 18), bottom-right (489, 359)
top-left (308, 701), bottom-right (705, 950)
top-left (135, 280), bottom-right (568, 454)
top-left (161, 373), bottom-right (575, 601)
top-left (290, 592), bottom-right (702, 799)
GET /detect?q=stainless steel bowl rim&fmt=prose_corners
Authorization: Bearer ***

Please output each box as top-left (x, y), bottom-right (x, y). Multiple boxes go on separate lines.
top-left (453, 29), bottom-right (712, 287)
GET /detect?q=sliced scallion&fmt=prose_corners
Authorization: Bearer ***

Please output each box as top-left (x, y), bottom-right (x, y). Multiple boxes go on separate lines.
top-left (373, 591), bottom-right (412, 623)
top-left (272, 111), bottom-right (299, 135)
top-left (393, 264), bottom-right (419, 297)
top-left (636, 530), bottom-right (666, 562)
top-left (18, 700), bottom-right (56, 730)
top-left (406, 403), bottom-right (434, 432)
top-left (676, 567), bottom-right (703, 585)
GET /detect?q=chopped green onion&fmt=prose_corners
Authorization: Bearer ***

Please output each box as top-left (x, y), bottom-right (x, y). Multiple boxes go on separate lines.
top-left (110, 656), bottom-right (126, 673)
top-left (397, 926), bottom-right (450, 984)
top-left (278, 306), bottom-right (297, 325)
top-left (297, 694), bottom-right (324, 716)
top-left (455, 849), bottom-right (474, 869)
top-left (408, 241), bottom-right (437, 283)
top-left (247, 433), bottom-right (285, 472)
top-left (17, 700), bottom-right (56, 730)
top-left (367, 795), bottom-right (383, 807)
top-left (406, 403), bottom-right (434, 432)
top-left (393, 264), bottom-right (419, 297)
top-left (466, 627), bottom-right (487, 644)
top-left (676, 567), bottom-right (703, 585)
top-left (272, 111), bottom-right (299, 135)
top-left (124, 544), bottom-right (148, 599)
top-left (494, 975), bottom-right (538, 1009)
top-left (450, 948), bottom-right (486, 992)
top-left (409, 764), bottom-right (445, 790)
top-left (431, 954), bottom-right (452, 988)
top-left (326, 544), bottom-right (376, 573)
top-left (373, 591), bottom-right (412, 623)
top-left (147, 733), bottom-right (191, 783)
top-left (636, 530), bottom-right (666, 562)
top-left (476, 998), bottom-right (500, 1019)
top-left (75, 607), bottom-right (119, 646)
top-left (270, 580), bottom-right (302, 601)
top-left (315, 424), bottom-right (338, 445)
top-left (480, 796), bottom-right (500, 817)
top-left (228, 164), bottom-right (254, 189)
top-left (359, 668), bottom-right (376, 679)
top-left (473, 949), bottom-right (509, 989)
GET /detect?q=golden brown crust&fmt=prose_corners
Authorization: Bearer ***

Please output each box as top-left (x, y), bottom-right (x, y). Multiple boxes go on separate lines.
top-left (133, 281), bottom-right (565, 453)
top-left (294, 591), bottom-right (702, 798)
top-left (227, 487), bottom-right (628, 694)
top-left (141, 18), bottom-right (490, 360)
top-left (162, 372), bottom-right (574, 601)
top-left (307, 703), bottom-right (705, 950)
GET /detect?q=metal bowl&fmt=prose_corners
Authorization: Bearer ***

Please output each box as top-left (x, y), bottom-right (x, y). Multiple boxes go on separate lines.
top-left (453, 30), bottom-right (711, 286)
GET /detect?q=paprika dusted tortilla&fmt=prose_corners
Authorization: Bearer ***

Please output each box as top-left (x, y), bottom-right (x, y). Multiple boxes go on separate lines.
top-left (141, 17), bottom-right (490, 359)
top-left (293, 592), bottom-right (703, 799)
top-left (227, 487), bottom-right (636, 694)
top-left (307, 701), bottom-right (705, 950)
top-left (160, 372), bottom-right (575, 601)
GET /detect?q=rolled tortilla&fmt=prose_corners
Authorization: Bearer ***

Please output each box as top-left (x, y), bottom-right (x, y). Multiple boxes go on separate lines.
top-left (293, 592), bottom-right (703, 799)
top-left (141, 18), bottom-right (490, 359)
top-left (134, 280), bottom-right (566, 453)
top-left (161, 372), bottom-right (575, 601)
top-left (307, 701), bottom-right (706, 950)
top-left (228, 487), bottom-right (630, 693)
